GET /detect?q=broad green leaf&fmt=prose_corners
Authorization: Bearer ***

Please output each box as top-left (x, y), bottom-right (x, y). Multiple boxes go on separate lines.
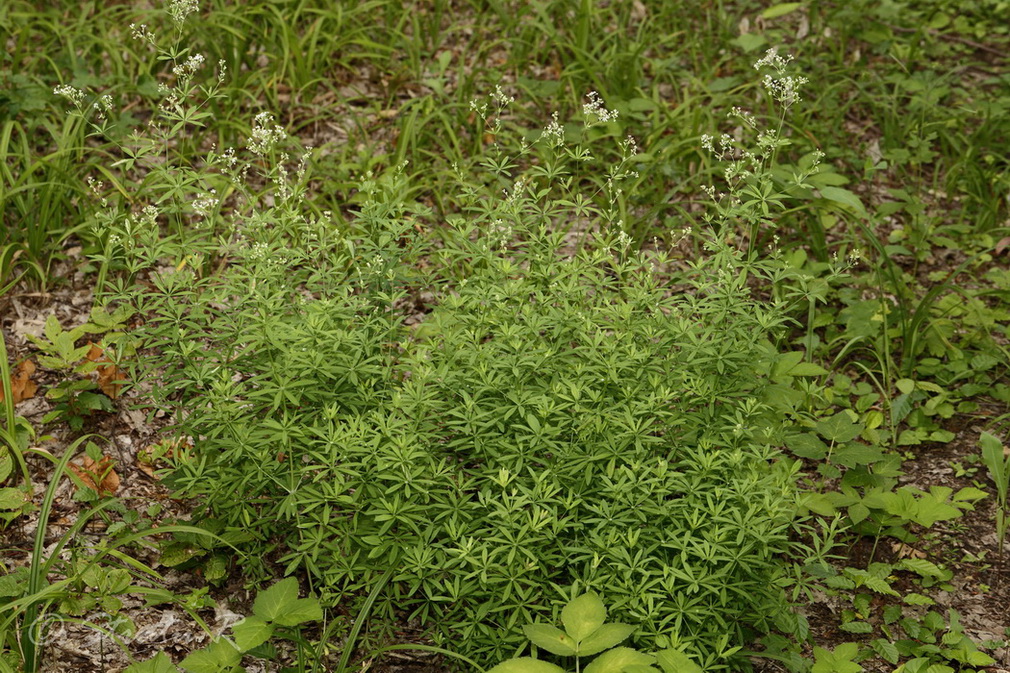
top-left (656, 648), bottom-right (703, 673)
top-left (895, 378), bottom-right (916, 394)
top-left (562, 592), bottom-right (607, 642)
top-left (790, 362), bottom-right (830, 376)
top-left (900, 558), bottom-right (944, 578)
top-left (870, 639), bottom-right (899, 665)
top-left (585, 647), bottom-right (655, 673)
top-left (232, 615), bottom-right (274, 651)
top-left (252, 577), bottom-right (300, 621)
top-left (272, 596), bottom-right (323, 626)
top-left (0, 488), bottom-right (25, 511)
top-left (816, 412), bottom-right (863, 443)
top-left (578, 623), bottom-right (636, 656)
top-left (124, 652), bottom-right (180, 673)
top-left (487, 659), bottom-right (566, 673)
top-left (179, 639), bottom-right (241, 673)
top-left (819, 186), bottom-right (867, 217)
top-left (0, 449), bottom-right (12, 483)
top-left (523, 624), bottom-right (577, 656)
top-left (812, 643), bottom-right (861, 673)
top-left (761, 2), bottom-right (804, 19)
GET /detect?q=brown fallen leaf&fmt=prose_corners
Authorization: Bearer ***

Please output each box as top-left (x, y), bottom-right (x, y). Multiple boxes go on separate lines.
top-left (68, 455), bottom-right (120, 496)
top-left (996, 236), bottom-right (1010, 256)
top-left (0, 359), bottom-right (38, 405)
top-left (86, 342), bottom-right (127, 399)
top-left (891, 542), bottom-right (927, 559)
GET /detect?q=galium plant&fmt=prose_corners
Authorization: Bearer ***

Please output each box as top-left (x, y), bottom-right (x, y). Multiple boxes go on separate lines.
top-left (76, 6), bottom-right (819, 666)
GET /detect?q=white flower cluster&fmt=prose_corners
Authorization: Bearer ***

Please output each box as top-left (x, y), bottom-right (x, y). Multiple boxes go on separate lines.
top-left (53, 85), bottom-right (86, 109)
top-left (583, 91), bottom-right (618, 124)
top-left (172, 53), bottom-right (206, 81)
top-left (247, 112), bottom-right (286, 156)
top-left (130, 23), bottom-right (156, 46)
top-left (753, 48), bottom-right (807, 108)
top-left (541, 111), bottom-right (564, 146)
top-left (167, 0), bottom-right (200, 26)
top-left (753, 48), bottom-right (792, 72)
top-left (761, 73), bottom-right (808, 107)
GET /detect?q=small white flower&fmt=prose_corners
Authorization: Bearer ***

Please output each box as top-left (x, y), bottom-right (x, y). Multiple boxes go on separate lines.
top-left (247, 112), bottom-right (286, 155)
top-left (583, 91), bottom-right (618, 124)
top-left (167, 0), bottom-right (200, 26)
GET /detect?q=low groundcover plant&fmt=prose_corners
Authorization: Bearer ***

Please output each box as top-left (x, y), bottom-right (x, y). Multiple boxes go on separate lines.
top-left (76, 6), bottom-right (816, 666)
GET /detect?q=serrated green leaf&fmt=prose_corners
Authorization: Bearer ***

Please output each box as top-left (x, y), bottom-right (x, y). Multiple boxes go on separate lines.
top-left (232, 615), bottom-right (274, 651)
top-left (870, 639), bottom-right (899, 665)
top-left (0, 488), bottom-right (26, 511)
top-left (585, 647), bottom-right (655, 673)
top-left (487, 659), bottom-right (566, 673)
top-left (523, 624), bottom-right (577, 656)
top-left (562, 592), bottom-right (607, 642)
top-left (578, 623), bottom-right (636, 656)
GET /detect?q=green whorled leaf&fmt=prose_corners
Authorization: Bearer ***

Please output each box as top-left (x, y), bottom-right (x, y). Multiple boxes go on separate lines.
top-left (124, 652), bottom-right (181, 673)
top-left (232, 615), bottom-right (274, 652)
top-left (655, 648), bottom-right (703, 673)
top-left (578, 623), bottom-right (636, 656)
top-left (252, 577), bottom-right (300, 621)
top-left (179, 638), bottom-right (242, 673)
top-left (487, 659), bottom-right (566, 673)
top-left (839, 621), bottom-right (873, 634)
top-left (623, 666), bottom-right (661, 673)
top-left (584, 647), bottom-right (655, 673)
top-left (523, 624), bottom-right (577, 656)
top-left (272, 596), bottom-right (323, 627)
top-left (815, 411), bottom-right (863, 443)
top-left (562, 592), bottom-right (607, 642)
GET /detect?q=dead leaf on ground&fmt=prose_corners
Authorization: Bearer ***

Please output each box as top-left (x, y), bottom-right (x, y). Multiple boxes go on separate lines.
top-left (892, 541), bottom-right (927, 559)
top-left (86, 342), bottom-right (127, 399)
top-left (0, 359), bottom-right (38, 405)
top-left (996, 236), bottom-right (1010, 256)
top-left (68, 455), bottom-right (120, 496)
